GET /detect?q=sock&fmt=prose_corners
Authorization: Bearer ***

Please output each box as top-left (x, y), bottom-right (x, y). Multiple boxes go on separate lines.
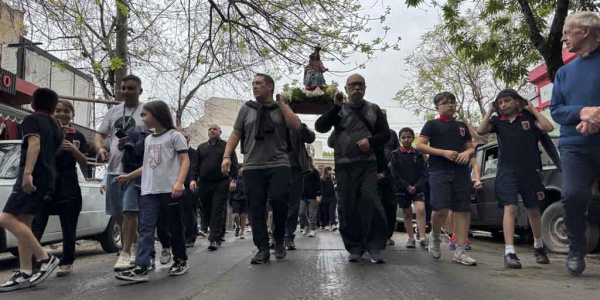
top-left (505, 245), bottom-right (516, 255)
top-left (534, 237), bottom-right (543, 249)
top-left (20, 269), bottom-right (32, 276)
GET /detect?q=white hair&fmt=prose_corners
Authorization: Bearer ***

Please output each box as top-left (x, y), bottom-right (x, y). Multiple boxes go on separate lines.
top-left (567, 11), bottom-right (600, 36)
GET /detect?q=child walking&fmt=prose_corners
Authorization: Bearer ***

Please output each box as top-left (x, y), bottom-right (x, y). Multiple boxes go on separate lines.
top-left (115, 101), bottom-right (190, 282)
top-left (0, 88), bottom-right (63, 292)
top-left (478, 88), bottom-right (553, 269)
top-left (416, 92), bottom-right (477, 266)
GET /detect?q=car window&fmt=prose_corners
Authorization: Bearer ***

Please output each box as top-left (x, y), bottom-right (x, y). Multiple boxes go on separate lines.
top-left (483, 147), bottom-right (498, 176)
top-left (539, 140), bottom-right (558, 168)
top-left (0, 143), bottom-right (20, 179)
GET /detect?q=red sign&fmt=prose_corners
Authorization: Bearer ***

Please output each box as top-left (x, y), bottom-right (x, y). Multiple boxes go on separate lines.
top-left (0, 68), bottom-right (17, 95)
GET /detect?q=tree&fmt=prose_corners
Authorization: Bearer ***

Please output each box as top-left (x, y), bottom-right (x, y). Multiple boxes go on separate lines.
top-left (11, 0), bottom-right (401, 126)
top-left (394, 20), bottom-right (525, 136)
top-left (406, 0), bottom-right (600, 84)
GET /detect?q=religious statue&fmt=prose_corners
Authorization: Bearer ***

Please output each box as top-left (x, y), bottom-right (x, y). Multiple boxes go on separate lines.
top-left (303, 46), bottom-right (328, 87)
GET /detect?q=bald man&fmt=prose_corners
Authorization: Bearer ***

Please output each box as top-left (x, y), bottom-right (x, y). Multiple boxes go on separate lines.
top-left (190, 125), bottom-right (238, 251)
top-left (315, 74), bottom-right (390, 263)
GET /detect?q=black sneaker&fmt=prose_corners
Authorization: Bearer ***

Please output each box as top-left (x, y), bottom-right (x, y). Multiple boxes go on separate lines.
top-left (566, 252), bottom-right (585, 277)
top-left (208, 241), bottom-right (218, 251)
top-left (0, 271), bottom-right (32, 292)
top-left (168, 260), bottom-right (189, 276)
top-left (534, 247), bottom-right (550, 264)
top-left (235, 227), bottom-right (240, 237)
top-left (504, 253), bottom-right (522, 269)
top-left (29, 255), bottom-right (60, 286)
top-left (251, 248), bottom-right (270, 264)
top-left (115, 266), bottom-right (149, 282)
top-left (285, 238), bottom-right (296, 251)
top-left (274, 241), bottom-right (287, 259)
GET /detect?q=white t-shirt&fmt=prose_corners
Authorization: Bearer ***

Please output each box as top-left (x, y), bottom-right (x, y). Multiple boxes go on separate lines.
top-left (141, 129), bottom-right (188, 195)
top-left (98, 103), bottom-right (146, 174)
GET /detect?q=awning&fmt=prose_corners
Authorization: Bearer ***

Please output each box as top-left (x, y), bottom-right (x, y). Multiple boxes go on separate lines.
top-left (0, 102), bottom-right (97, 146)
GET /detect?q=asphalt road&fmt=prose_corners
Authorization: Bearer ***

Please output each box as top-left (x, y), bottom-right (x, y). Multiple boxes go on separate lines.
top-left (1, 229), bottom-right (599, 300)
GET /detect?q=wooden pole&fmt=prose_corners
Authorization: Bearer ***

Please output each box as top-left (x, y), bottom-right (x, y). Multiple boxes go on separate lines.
top-left (58, 94), bottom-right (120, 105)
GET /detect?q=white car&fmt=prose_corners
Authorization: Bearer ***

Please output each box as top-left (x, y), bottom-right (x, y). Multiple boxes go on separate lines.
top-left (0, 140), bottom-right (121, 256)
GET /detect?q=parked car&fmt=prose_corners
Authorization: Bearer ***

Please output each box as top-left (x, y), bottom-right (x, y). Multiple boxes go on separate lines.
top-left (0, 140), bottom-right (121, 256)
top-left (470, 140), bottom-right (600, 253)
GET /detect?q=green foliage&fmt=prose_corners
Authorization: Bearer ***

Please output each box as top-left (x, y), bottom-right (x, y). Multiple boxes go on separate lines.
top-left (406, 1), bottom-right (600, 84)
top-left (394, 21), bottom-right (518, 126)
top-left (108, 57), bottom-right (125, 71)
top-left (322, 151), bottom-right (334, 157)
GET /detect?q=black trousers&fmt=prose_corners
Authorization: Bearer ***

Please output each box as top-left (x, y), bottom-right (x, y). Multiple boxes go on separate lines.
top-left (379, 174), bottom-right (397, 239)
top-left (183, 188), bottom-right (200, 243)
top-left (336, 162), bottom-right (387, 254)
top-left (244, 167), bottom-right (291, 249)
top-left (199, 179), bottom-right (229, 242)
top-left (285, 167), bottom-right (304, 239)
top-left (32, 199), bottom-right (81, 265)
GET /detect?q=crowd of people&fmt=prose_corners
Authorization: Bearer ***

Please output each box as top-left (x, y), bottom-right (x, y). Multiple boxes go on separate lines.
top-left (0, 10), bottom-right (598, 293)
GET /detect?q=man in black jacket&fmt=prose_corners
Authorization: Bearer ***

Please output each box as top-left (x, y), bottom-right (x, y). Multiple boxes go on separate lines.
top-left (182, 132), bottom-right (200, 247)
top-left (190, 125), bottom-right (238, 251)
top-left (284, 123), bottom-right (316, 250)
top-left (315, 74), bottom-right (390, 263)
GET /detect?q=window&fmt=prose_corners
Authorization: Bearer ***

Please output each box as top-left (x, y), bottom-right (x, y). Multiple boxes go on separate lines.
top-left (0, 143), bottom-right (20, 179)
top-left (482, 147), bottom-right (498, 176)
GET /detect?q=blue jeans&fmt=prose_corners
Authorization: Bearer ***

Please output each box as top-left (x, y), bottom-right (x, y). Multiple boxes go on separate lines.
top-left (136, 193), bottom-right (187, 267)
top-left (560, 145), bottom-right (600, 253)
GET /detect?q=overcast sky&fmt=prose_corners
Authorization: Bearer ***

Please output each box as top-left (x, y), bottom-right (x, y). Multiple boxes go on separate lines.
top-left (284, 2), bottom-right (442, 147)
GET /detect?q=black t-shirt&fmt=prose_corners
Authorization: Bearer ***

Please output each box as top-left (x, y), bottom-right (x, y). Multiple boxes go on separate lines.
top-left (490, 112), bottom-right (542, 169)
top-left (56, 128), bottom-right (89, 177)
top-left (420, 118), bottom-right (471, 170)
top-left (18, 112), bottom-right (63, 190)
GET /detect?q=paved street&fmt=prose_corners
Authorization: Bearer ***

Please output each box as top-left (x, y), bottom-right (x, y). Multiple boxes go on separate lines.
top-left (1, 230), bottom-right (599, 300)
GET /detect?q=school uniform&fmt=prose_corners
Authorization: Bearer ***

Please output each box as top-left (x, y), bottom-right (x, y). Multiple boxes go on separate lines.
top-left (490, 112), bottom-right (545, 208)
top-left (32, 127), bottom-right (88, 266)
top-left (390, 147), bottom-right (426, 209)
top-left (3, 112), bottom-right (62, 216)
top-left (419, 116), bottom-right (472, 212)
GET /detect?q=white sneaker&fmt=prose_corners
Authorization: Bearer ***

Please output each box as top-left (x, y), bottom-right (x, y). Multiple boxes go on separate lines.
top-left (308, 230), bottom-right (316, 237)
top-left (114, 252), bottom-right (132, 272)
top-left (453, 248), bottom-right (477, 266)
top-left (303, 228), bottom-right (310, 236)
top-left (129, 244), bottom-right (137, 266)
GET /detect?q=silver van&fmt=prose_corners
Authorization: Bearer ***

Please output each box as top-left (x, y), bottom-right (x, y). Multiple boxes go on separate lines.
top-left (0, 140), bottom-right (121, 256)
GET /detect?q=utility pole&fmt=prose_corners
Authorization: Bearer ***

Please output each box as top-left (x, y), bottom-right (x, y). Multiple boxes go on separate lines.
top-left (114, 0), bottom-right (129, 102)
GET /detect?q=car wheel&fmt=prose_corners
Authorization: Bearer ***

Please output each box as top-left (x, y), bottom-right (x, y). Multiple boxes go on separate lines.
top-left (541, 202), bottom-right (600, 254)
top-left (99, 217), bottom-right (122, 253)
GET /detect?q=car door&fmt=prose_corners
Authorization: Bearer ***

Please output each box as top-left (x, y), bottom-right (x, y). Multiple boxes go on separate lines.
top-left (77, 163), bottom-right (111, 237)
top-left (478, 145), bottom-right (503, 227)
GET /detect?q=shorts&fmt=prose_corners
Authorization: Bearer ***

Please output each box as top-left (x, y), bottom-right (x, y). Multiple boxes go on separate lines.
top-left (232, 199), bottom-right (248, 214)
top-left (3, 185), bottom-right (52, 216)
top-left (105, 174), bottom-right (140, 216)
top-left (495, 167), bottom-right (545, 209)
top-left (429, 167), bottom-right (471, 212)
top-left (397, 192), bottom-right (425, 209)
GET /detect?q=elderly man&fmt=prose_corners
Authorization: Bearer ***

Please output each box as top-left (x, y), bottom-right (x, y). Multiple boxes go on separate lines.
top-left (550, 11), bottom-right (600, 277)
top-left (315, 74), bottom-right (390, 263)
top-left (190, 125), bottom-right (238, 251)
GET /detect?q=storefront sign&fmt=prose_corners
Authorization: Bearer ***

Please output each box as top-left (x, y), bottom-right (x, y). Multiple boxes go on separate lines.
top-left (0, 68), bottom-right (17, 95)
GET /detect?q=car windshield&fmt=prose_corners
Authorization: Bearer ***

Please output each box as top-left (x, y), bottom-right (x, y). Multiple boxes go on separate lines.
top-left (0, 143), bottom-right (20, 179)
